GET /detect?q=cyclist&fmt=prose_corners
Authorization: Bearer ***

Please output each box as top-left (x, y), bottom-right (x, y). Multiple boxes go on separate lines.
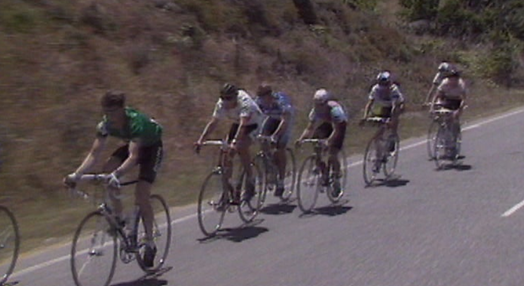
top-left (424, 61), bottom-right (455, 105)
top-left (430, 69), bottom-right (467, 156)
top-left (194, 83), bottom-right (264, 204)
top-left (64, 91), bottom-right (163, 268)
top-left (255, 84), bottom-right (294, 198)
top-left (361, 71), bottom-right (405, 172)
top-left (296, 89), bottom-right (348, 196)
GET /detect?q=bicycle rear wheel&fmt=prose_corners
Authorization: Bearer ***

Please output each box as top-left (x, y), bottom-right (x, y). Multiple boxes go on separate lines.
top-left (383, 133), bottom-right (400, 178)
top-left (327, 149), bottom-right (347, 203)
top-left (280, 148), bottom-right (297, 202)
top-left (136, 194), bottom-right (172, 272)
top-left (238, 160), bottom-right (264, 223)
top-left (197, 171), bottom-right (227, 237)
top-left (71, 211), bottom-right (117, 286)
top-left (0, 206), bottom-right (19, 285)
top-left (363, 138), bottom-right (380, 186)
top-left (297, 156), bottom-right (321, 213)
top-left (427, 120), bottom-right (438, 160)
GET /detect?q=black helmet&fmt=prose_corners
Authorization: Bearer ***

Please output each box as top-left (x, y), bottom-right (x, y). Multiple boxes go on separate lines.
top-left (220, 83), bottom-right (238, 98)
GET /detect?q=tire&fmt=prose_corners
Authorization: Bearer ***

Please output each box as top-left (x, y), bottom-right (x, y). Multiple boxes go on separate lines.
top-left (363, 138), bottom-right (379, 186)
top-left (238, 160), bottom-right (264, 223)
top-left (280, 148), bottom-right (297, 202)
top-left (136, 194), bottom-right (172, 272)
top-left (0, 206), bottom-right (19, 285)
top-left (71, 211), bottom-right (117, 286)
top-left (297, 156), bottom-right (321, 213)
top-left (383, 133), bottom-right (400, 178)
top-left (327, 149), bottom-right (347, 203)
top-left (197, 171), bottom-right (226, 237)
top-left (434, 126), bottom-right (447, 169)
top-left (427, 120), bottom-right (438, 160)
top-left (252, 154), bottom-right (269, 206)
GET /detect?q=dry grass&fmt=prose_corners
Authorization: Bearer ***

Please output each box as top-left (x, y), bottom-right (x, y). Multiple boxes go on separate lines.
top-left (0, 0), bottom-right (522, 254)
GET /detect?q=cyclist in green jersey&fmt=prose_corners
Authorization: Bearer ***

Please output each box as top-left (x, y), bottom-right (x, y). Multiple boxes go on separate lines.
top-left (64, 91), bottom-right (163, 268)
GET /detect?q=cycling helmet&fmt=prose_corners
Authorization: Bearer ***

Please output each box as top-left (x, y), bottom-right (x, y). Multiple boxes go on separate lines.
top-left (220, 83), bottom-right (238, 99)
top-left (256, 84), bottom-right (273, 97)
top-left (313, 89), bottom-right (330, 103)
top-left (438, 62), bottom-right (451, 72)
top-left (376, 71), bottom-right (392, 85)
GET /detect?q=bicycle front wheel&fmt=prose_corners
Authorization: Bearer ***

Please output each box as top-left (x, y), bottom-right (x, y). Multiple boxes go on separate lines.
top-left (197, 171), bottom-right (227, 237)
top-left (238, 160), bottom-right (264, 223)
top-left (280, 148), bottom-right (297, 202)
top-left (136, 194), bottom-right (172, 272)
top-left (434, 126), bottom-right (447, 169)
top-left (383, 133), bottom-right (400, 178)
top-left (427, 120), bottom-right (438, 160)
top-left (363, 138), bottom-right (380, 186)
top-left (71, 211), bottom-right (117, 286)
top-left (0, 206), bottom-right (19, 285)
top-left (297, 156), bottom-right (321, 213)
top-left (327, 149), bottom-right (347, 203)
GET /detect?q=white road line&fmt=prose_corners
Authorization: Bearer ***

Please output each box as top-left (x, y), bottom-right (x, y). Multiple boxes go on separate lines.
top-left (502, 199), bottom-right (524, 217)
top-left (12, 106), bottom-right (524, 278)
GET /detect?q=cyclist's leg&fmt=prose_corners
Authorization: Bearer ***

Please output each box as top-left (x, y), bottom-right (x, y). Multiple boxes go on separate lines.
top-left (103, 145), bottom-right (128, 220)
top-left (236, 125), bottom-right (259, 199)
top-left (313, 123), bottom-right (332, 178)
top-left (136, 141), bottom-right (163, 268)
top-left (327, 122), bottom-right (346, 177)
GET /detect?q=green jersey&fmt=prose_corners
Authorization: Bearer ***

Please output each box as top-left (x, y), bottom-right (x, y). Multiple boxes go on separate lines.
top-left (96, 107), bottom-right (162, 146)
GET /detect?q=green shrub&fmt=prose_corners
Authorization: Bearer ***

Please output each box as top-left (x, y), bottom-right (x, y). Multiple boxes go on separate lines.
top-left (0, 3), bottom-right (43, 33)
top-left (399, 0), bottom-right (439, 21)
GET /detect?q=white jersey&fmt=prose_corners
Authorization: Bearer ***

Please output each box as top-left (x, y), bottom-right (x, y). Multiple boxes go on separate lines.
top-left (212, 90), bottom-right (264, 125)
top-left (368, 84), bottom-right (405, 107)
top-left (437, 78), bottom-right (466, 100)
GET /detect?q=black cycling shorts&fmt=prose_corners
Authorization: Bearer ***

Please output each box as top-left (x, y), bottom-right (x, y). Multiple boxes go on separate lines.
top-left (227, 123), bottom-right (258, 143)
top-left (313, 122), bottom-right (346, 151)
top-left (437, 99), bottom-right (462, 111)
top-left (111, 141), bottom-right (163, 184)
top-left (261, 117), bottom-right (290, 148)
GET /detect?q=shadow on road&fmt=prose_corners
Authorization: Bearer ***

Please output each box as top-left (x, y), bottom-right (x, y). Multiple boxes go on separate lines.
top-left (197, 220), bottom-right (269, 243)
top-left (112, 267), bottom-right (173, 286)
top-left (299, 200), bottom-right (353, 218)
top-left (260, 203), bottom-right (296, 215)
top-left (371, 177), bottom-right (410, 188)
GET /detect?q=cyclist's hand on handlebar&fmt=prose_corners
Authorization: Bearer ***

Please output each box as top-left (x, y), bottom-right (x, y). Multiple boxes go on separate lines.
top-left (193, 141), bottom-right (202, 154)
top-left (294, 139), bottom-right (303, 148)
top-left (106, 172), bottom-right (121, 188)
top-left (63, 173), bottom-right (79, 188)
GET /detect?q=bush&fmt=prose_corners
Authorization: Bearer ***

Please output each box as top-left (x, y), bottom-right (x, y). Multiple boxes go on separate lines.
top-left (399, 0), bottom-right (439, 21)
top-left (0, 2), bottom-right (43, 33)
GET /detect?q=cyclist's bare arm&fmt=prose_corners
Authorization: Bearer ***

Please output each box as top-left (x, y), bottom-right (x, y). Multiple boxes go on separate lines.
top-left (424, 84), bottom-right (437, 105)
top-left (360, 99), bottom-right (374, 125)
top-left (113, 141), bottom-right (140, 178)
top-left (74, 136), bottom-right (108, 175)
top-left (273, 111), bottom-right (291, 138)
top-left (326, 121), bottom-right (346, 145)
top-left (297, 121), bottom-right (315, 142)
top-left (232, 115), bottom-right (252, 144)
top-left (197, 117), bottom-right (219, 144)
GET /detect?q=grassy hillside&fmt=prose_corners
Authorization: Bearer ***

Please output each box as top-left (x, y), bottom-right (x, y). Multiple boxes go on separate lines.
top-left (0, 0), bottom-right (523, 254)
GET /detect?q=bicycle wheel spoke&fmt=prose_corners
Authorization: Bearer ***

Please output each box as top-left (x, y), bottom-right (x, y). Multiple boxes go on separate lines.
top-left (71, 212), bottom-right (116, 286)
top-left (136, 195), bottom-right (172, 272)
top-left (0, 207), bottom-right (18, 285)
top-left (198, 172), bottom-right (226, 237)
top-left (297, 156), bottom-right (320, 213)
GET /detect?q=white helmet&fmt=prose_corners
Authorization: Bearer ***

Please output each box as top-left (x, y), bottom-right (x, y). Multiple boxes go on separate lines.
top-left (438, 62), bottom-right (451, 72)
top-left (313, 89), bottom-right (330, 103)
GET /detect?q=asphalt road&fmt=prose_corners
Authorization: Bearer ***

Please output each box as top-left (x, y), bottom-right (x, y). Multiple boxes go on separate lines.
top-left (9, 107), bottom-right (524, 286)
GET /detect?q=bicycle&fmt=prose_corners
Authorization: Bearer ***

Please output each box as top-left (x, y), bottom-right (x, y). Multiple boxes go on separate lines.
top-left (296, 139), bottom-right (347, 213)
top-left (69, 174), bottom-right (172, 286)
top-left (430, 108), bottom-right (462, 169)
top-left (361, 117), bottom-right (400, 186)
top-left (252, 135), bottom-right (296, 204)
top-left (196, 140), bottom-right (264, 237)
top-left (0, 205), bottom-right (20, 286)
